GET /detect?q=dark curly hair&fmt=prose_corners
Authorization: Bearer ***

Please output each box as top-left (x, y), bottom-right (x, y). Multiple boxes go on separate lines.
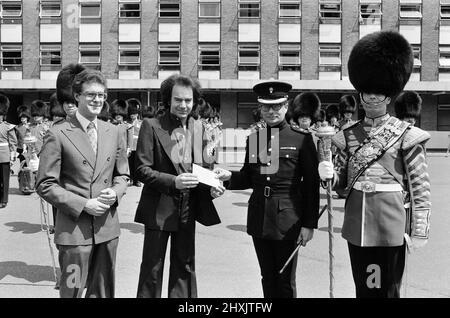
top-left (160, 74), bottom-right (201, 110)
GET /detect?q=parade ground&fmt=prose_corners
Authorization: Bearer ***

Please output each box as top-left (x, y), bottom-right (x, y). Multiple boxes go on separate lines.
top-left (0, 153), bottom-right (449, 298)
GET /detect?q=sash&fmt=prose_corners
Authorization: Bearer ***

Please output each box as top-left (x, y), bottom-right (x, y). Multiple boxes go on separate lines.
top-left (346, 117), bottom-right (410, 190)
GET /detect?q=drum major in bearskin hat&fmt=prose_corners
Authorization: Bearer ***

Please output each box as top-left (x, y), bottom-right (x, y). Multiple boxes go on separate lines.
top-left (17, 105), bottom-right (31, 120)
top-left (111, 99), bottom-right (128, 119)
top-left (339, 95), bottom-right (357, 116)
top-left (31, 100), bottom-right (48, 118)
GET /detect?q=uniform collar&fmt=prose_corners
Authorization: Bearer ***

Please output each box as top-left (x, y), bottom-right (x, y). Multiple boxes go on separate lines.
top-left (364, 113), bottom-right (390, 127)
top-left (268, 119), bottom-right (288, 131)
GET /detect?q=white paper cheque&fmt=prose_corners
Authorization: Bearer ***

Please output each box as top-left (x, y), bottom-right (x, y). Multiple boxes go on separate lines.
top-left (192, 164), bottom-right (221, 188)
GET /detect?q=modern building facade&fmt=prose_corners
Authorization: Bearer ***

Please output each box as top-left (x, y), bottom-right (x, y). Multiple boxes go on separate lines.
top-left (0, 0), bottom-right (449, 147)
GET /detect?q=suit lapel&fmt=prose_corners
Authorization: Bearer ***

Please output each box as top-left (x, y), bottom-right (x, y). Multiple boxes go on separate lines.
top-left (154, 114), bottom-right (181, 175)
top-left (93, 120), bottom-right (111, 181)
top-left (61, 117), bottom-right (96, 169)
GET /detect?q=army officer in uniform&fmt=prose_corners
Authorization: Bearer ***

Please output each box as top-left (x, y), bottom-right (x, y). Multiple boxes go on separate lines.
top-left (215, 81), bottom-right (320, 298)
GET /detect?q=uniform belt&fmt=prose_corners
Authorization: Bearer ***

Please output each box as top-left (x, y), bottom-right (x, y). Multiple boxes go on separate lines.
top-left (353, 181), bottom-right (403, 193)
top-left (0, 142), bottom-right (8, 147)
top-left (255, 185), bottom-right (297, 198)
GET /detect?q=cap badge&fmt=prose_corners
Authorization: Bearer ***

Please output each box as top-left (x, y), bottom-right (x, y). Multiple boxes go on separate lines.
top-left (269, 87), bottom-right (273, 94)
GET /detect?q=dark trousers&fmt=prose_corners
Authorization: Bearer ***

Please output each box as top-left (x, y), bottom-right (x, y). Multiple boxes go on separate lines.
top-left (128, 151), bottom-right (136, 184)
top-left (348, 242), bottom-right (406, 298)
top-left (252, 237), bottom-right (298, 298)
top-left (137, 223), bottom-right (197, 298)
top-left (57, 238), bottom-right (119, 298)
top-left (0, 162), bottom-right (10, 204)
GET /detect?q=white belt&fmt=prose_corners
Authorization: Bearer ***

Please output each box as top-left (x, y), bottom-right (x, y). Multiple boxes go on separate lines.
top-left (353, 181), bottom-right (403, 193)
top-left (0, 142), bottom-right (8, 147)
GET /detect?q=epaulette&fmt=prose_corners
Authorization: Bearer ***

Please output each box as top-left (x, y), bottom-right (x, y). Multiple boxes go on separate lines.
top-left (332, 130), bottom-right (346, 150)
top-left (6, 122), bottom-right (16, 131)
top-left (290, 124), bottom-right (311, 135)
top-left (402, 126), bottom-right (431, 150)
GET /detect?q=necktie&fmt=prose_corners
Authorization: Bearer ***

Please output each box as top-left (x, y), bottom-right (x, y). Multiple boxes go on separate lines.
top-left (87, 122), bottom-right (97, 155)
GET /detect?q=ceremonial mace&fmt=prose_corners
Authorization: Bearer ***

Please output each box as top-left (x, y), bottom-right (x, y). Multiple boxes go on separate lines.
top-left (24, 134), bottom-right (59, 289)
top-left (315, 124), bottom-right (336, 298)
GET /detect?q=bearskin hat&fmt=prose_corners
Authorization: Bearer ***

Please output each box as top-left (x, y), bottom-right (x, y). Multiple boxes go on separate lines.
top-left (17, 105), bottom-right (31, 120)
top-left (98, 101), bottom-right (111, 122)
top-left (394, 91), bottom-right (422, 120)
top-left (111, 99), bottom-right (128, 118)
top-left (0, 94), bottom-right (10, 116)
top-left (126, 98), bottom-right (141, 115)
top-left (142, 105), bottom-right (156, 119)
top-left (339, 95), bottom-right (357, 115)
top-left (56, 63), bottom-right (87, 105)
top-left (31, 100), bottom-right (48, 117)
top-left (348, 31), bottom-right (413, 98)
top-left (291, 92), bottom-right (321, 122)
top-left (326, 104), bottom-right (340, 121)
top-left (49, 93), bottom-right (66, 118)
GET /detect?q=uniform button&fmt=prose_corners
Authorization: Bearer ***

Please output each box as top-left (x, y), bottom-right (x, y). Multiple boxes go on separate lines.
top-left (104, 179), bottom-right (108, 184)
top-left (83, 160), bottom-right (87, 165)
top-left (107, 157), bottom-right (111, 161)
top-left (251, 154), bottom-right (255, 158)
top-left (271, 135), bottom-right (275, 139)
top-left (267, 162), bottom-right (271, 166)
top-left (268, 148), bottom-right (272, 152)
top-left (286, 154), bottom-right (290, 158)
top-left (266, 177), bottom-right (270, 181)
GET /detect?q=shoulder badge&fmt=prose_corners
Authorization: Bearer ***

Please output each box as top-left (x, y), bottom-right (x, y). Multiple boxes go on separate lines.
top-left (402, 126), bottom-right (431, 150)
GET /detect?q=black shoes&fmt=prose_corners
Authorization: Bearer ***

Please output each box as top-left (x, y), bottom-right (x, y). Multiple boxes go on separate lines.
top-left (0, 203), bottom-right (7, 208)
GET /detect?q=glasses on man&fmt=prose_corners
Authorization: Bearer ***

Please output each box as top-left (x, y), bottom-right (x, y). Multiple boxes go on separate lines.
top-left (260, 103), bottom-right (286, 112)
top-left (360, 93), bottom-right (387, 104)
top-left (81, 92), bottom-right (108, 100)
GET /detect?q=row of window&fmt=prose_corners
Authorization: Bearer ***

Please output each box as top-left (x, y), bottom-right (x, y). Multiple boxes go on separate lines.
top-left (1, 0), bottom-right (450, 21)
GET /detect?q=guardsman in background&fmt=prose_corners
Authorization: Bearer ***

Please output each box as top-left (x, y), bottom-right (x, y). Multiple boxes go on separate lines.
top-left (214, 81), bottom-right (320, 298)
top-left (56, 63), bottom-right (87, 121)
top-left (111, 99), bottom-right (133, 159)
top-left (127, 99), bottom-right (142, 186)
top-left (288, 92), bottom-right (321, 133)
top-left (318, 31), bottom-right (431, 298)
top-left (338, 95), bottom-right (357, 130)
top-left (0, 93), bottom-right (17, 208)
top-left (97, 100), bottom-right (111, 122)
top-left (29, 100), bottom-right (50, 154)
top-left (394, 91), bottom-right (422, 126)
top-left (15, 105), bottom-right (31, 164)
top-left (49, 93), bottom-right (66, 125)
top-left (325, 104), bottom-right (340, 131)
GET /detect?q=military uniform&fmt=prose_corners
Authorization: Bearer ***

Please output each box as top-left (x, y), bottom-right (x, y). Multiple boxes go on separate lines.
top-left (226, 82), bottom-right (320, 298)
top-left (0, 121), bottom-right (17, 207)
top-left (328, 31), bottom-right (431, 298)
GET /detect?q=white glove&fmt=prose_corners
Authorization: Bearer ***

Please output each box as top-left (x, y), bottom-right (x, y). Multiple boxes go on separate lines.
top-left (318, 161), bottom-right (334, 181)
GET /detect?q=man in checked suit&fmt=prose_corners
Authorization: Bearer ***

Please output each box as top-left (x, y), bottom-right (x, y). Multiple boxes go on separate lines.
top-left (36, 69), bottom-right (129, 298)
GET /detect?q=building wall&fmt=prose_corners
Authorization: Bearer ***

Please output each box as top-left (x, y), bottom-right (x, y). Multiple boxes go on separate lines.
top-left (61, 0), bottom-right (79, 67)
top-left (102, 0), bottom-right (118, 79)
top-left (221, 0), bottom-right (238, 79)
top-left (301, 0), bottom-right (319, 79)
top-left (422, 0), bottom-right (439, 81)
top-left (181, 0), bottom-right (198, 77)
top-left (23, 0), bottom-right (40, 79)
top-left (141, 0), bottom-right (158, 79)
top-left (260, 0), bottom-right (278, 79)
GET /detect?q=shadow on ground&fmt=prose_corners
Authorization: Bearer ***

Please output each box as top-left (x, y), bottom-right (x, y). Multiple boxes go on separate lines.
top-left (120, 223), bottom-right (144, 234)
top-left (4, 222), bottom-right (43, 234)
top-left (0, 261), bottom-right (59, 284)
top-left (227, 224), bottom-right (247, 233)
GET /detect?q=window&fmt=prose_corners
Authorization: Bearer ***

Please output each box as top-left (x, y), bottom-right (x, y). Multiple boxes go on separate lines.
top-left (158, 44), bottom-right (180, 69)
top-left (239, 0), bottom-right (260, 18)
top-left (119, 0), bottom-right (141, 18)
top-left (319, 0), bottom-right (341, 20)
top-left (79, 44), bottom-right (101, 65)
top-left (359, 2), bottom-right (382, 25)
top-left (198, 45), bottom-right (220, 71)
top-left (412, 45), bottom-right (421, 67)
top-left (1, 2), bottom-right (22, 17)
top-left (119, 44), bottom-right (140, 65)
top-left (399, 3), bottom-right (422, 20)
top-left (199, 0), bottom-right (220, 18)
top-left (278, 44), bottom-right (300, 71)
top-left (80, 1), bottom-right (101, 18)
top-left (40, 44), bottom-right (62, 66)
top-left (439, 46), bottom-right (450, 68)
top-left (279, 0), bottom-right (301, 18)
top-left (238, 44), bottom-right (260, 71)
top-left (437, 103), bottom-right (450, 130)
top-left (319, 44), bottom-right (341, 65)
top-left (159, 0), bottom-right (180, 18)
top-left (40, 1), bottom-right (61, 18)
top-left (1, 45), bottom-right (22, 70)
top-left (441, 0), bottom-right (450, 20)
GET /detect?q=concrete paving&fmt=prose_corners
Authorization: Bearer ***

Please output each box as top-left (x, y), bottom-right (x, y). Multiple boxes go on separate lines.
top-left (0, 153), bottom-right (449, 298)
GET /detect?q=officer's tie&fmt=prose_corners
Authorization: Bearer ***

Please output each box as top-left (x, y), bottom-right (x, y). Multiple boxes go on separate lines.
top-left (87, 121), bottom-right (97, 155)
